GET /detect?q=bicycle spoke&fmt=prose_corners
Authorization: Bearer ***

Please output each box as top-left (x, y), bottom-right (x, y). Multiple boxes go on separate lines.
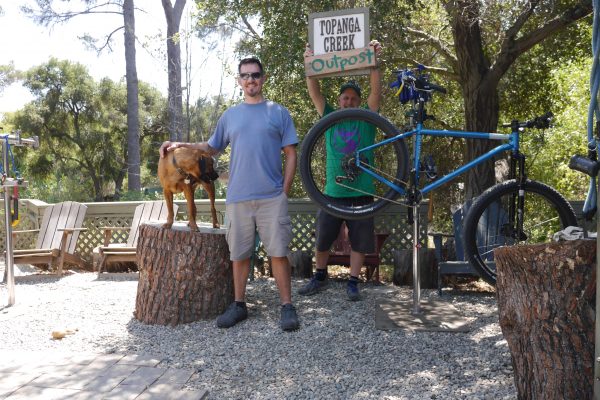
top-left (463, 180), bottom-right (577, 286)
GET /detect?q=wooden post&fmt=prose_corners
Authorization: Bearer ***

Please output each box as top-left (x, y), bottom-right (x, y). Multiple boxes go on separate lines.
top-left (391, 248), bottom-right (437, 289)
top-left (495, 240), bottom-right (595, 399)
top-left (134, 222), bottom-right (233, 326)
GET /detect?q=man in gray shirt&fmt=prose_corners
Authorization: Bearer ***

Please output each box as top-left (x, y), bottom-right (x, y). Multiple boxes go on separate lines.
top-left (159, 57), bottom-right (299, 331)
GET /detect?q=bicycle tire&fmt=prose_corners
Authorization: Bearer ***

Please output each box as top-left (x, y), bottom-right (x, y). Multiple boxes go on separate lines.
top-left (463, 179), bottom-right (577, 285)
top-left (300, 108), bottom-right (409, 220)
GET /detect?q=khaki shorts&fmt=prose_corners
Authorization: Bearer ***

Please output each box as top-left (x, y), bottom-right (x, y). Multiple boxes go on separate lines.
top-left (225, 192), bottom-right (292, 261)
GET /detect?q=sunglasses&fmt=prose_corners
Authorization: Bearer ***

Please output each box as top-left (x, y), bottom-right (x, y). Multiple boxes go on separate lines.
top-left (239, 72), bottom-right (263, 80)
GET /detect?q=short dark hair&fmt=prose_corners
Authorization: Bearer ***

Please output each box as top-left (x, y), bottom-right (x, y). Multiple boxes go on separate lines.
top-left (238, 57), bottom-right (264, 75)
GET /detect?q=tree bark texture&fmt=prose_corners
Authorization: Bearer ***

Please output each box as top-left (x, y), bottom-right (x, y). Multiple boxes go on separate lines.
top-left (123, 0), bottom-right (141, 191)
top-left (134, 223), bottom-right (233, 326)
top-left (495, 240), bottom-right (595, 400)
top-left (162, 0), bottom-right (186, 141)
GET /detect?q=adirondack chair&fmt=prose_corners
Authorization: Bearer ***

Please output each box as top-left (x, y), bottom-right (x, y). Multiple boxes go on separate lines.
top-left (431, 200), bottom-right (507, 295)
top-left (326, 222), bottom-right (389, 282)
top-left (95, 201), bottom-right (176, 274)
top-left (11, 201), bottom-right (88, 275)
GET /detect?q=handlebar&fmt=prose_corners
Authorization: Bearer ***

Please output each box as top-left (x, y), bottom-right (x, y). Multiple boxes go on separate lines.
top-left (390, 66), bottom-right (447, 104)
top-left (501, 112), bottom-right (553, 130)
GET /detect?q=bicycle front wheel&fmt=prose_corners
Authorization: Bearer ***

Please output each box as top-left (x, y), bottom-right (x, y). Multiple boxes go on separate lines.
top-left (463, 180), bottom-right (577, 285)
top-left (300, 108), bottom-right (409, 220)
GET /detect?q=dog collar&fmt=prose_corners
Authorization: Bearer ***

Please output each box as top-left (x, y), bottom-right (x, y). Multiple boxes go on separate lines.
top-left (172, 155), bottom-right (195, 185)
top-left (172, 154), bottom-right (218, 184)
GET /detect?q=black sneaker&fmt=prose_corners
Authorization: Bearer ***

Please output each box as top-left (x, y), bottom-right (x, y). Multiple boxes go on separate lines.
top-left (216, 302), bottom-right (248, 328)
top-left (346, 283), bottom-right (361, 301)
top-left (298, 276), bottom-right (328, 296)
top-left (280, 304), bottom-right (299, 331)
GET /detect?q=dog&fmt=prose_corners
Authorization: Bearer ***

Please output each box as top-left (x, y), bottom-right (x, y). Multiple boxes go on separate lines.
top-left (158, 147), bottom-right (220, 230)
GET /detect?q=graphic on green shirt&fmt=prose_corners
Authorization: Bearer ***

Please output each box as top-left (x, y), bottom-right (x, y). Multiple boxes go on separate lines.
top-left (323, 104), bottom-right (376, 198)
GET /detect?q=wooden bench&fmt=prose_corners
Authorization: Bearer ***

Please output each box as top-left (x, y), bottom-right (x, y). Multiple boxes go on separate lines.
top-left (326, 222), bottom-right (389, 282)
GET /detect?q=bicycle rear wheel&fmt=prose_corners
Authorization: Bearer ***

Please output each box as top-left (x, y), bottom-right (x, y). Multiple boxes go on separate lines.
top-left (300, 108), bottom-right (409, 220)
top-left (463, 180), bottom-right (577, 285)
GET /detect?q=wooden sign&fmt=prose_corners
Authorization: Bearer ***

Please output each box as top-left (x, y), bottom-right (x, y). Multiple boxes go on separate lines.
top-left (304, 46), bottom-right (377, 77)
top-left (307, 8), bottom-right (370, 77)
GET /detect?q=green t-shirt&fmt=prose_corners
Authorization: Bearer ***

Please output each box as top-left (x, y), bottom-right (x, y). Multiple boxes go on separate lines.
top-left (323, 103), bottom-right (376, 198)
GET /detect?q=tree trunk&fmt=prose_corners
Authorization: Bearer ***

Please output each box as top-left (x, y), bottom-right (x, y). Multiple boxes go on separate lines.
top-left (162, 0), bottom-right (186, 141)
top-left (123, 0), bottom-right (141, 191)
top-left (495, 240), bottom-right (595, 399)
top-left (134, 223), bottom-right (233, 326)
top-left (446, 1), bottom-right (499, 199)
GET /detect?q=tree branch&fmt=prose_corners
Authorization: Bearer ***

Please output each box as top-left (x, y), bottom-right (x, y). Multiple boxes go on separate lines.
top-left (241, 15), bottom-right (261, 40)
top-left (405, 26), bottom-right (458, 68)
top-left (95, 26), bottom-right (123, 53)
top-left (490, 0), bottom-right (592, 83)
top-left (503, 0), bottom-right (539, 41)
top-left (21, 2), bottom-right (122, 26)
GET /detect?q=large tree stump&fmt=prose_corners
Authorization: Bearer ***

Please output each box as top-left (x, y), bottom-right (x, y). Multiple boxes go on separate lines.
top-left (495, 239), bottom-right (595, 400)
top-left (134, 222), bottom-right (233, 326)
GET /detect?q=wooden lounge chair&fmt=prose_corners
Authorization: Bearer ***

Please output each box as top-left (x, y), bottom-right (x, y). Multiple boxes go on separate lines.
top-left (11, 201), bottom-right (88, 275)
top-left (95, 201), bottom-right (177, 274)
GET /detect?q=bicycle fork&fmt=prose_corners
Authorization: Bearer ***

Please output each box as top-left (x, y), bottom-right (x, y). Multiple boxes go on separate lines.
top-left (506, 153), bottom-right (528, 241)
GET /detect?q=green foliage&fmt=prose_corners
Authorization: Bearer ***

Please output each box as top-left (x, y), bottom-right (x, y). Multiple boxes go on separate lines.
top-left (521, 58), bottom-right (591, 200)
top-left (7, 58), bottom-right (170, 202)
top-left (0, 62), bottom-right (20, 93)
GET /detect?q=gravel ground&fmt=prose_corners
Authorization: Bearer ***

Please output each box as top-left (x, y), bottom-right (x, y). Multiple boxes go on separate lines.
top-left (0, 267), bottom-right (517, 400)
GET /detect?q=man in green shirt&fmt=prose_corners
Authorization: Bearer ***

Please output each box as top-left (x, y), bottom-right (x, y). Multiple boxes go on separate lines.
top-left (300, 40), bottom-right (382, 301)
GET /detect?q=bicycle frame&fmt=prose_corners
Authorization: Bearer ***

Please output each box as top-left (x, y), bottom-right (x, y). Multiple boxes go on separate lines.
top-left (354, 100), bottom-right (520, 200)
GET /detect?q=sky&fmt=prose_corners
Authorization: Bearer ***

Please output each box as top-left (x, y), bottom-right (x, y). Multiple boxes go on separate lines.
top-left (0, 1), bottom-right (238, 117)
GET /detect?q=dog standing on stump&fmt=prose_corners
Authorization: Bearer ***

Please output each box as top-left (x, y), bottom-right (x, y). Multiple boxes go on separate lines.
top-left (158, 147), bottom-right (220, 230)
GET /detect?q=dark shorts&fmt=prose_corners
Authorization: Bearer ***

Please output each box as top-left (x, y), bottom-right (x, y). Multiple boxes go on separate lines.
top-left (315, 196), bottom-right (375, 254)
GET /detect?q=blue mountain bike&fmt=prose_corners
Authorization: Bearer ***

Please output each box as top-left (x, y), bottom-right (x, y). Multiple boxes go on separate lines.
top-left (300, 67), bottom-right (577, 285)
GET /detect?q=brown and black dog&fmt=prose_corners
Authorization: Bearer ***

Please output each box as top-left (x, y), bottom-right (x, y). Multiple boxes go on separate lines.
top-left (158, 147), bottom-right (220, 230)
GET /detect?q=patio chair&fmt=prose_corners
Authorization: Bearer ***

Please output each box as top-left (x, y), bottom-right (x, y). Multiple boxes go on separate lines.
top-left (326, 222), bottom-right (389, 282)
top-left (95, 201), bottom-right (176, 274)
top-left (431, 200), bottom-right (506, 295)
top-left (11, 201), bottom-right (88, 275)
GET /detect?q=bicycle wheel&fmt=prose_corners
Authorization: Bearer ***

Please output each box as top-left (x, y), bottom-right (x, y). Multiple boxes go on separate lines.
top-left (300, 108), bottom-right (409, 219)
top-left (463, 179), bottom-right (577, 285)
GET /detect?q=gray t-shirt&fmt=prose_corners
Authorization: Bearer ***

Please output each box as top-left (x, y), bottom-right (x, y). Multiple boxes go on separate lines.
top-left (208, 100), bottom-right (298, 203)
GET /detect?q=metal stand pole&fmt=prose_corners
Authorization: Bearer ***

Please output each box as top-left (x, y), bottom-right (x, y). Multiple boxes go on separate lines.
top-left (594, 173), bottom-right (600, 398)
top-left (412, 204), bottom-right (421, 314)
top-left (2, 141), bottom-right (14, 306)
top-left (0, 132), bottom-right (37, 307)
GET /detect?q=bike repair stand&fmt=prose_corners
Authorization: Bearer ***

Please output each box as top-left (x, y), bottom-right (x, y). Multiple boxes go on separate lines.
top-left (411, 203), bottom-right (422, 314)
top-left (1, 132), bottom-right (38, 307)
top-left (380, 200), bottom-right (470, 332)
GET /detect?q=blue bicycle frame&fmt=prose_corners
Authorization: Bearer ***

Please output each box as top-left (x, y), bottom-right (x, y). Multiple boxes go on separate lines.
top-left (354, 120), bottom-right (517, 197)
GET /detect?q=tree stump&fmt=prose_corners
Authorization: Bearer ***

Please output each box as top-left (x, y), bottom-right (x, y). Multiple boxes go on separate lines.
top-left (495, 239), bottom-right (595, 400)
top-left (392, 248), bottom-right (437, 289)
top-left (134, 222), bottom-right (233, 326)
top-left (288, 250), bottom-right (313, 278)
